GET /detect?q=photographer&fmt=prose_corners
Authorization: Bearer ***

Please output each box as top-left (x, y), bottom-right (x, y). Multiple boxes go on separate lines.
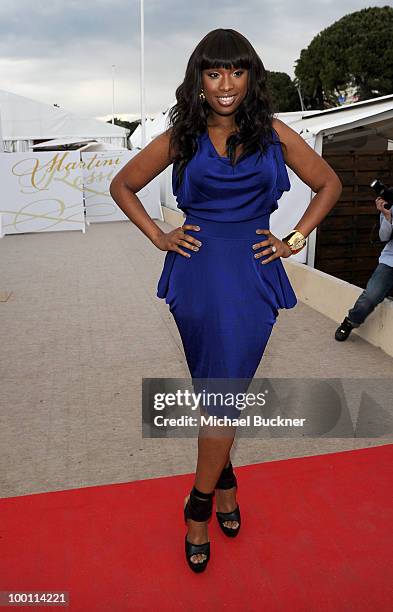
top-left (335, 195), bottom-right (393, 341)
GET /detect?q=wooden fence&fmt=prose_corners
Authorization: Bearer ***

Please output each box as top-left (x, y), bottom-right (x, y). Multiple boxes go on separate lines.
top-left (314, 150), bottom-right (393, 297)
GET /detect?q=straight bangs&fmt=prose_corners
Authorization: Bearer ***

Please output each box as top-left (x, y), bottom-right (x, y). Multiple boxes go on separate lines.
top-left (199, 35), bottom-right (252, 71)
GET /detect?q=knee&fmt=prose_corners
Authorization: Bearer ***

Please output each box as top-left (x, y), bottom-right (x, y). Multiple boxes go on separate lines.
top-left (362, 289), bottom-right (385, 306)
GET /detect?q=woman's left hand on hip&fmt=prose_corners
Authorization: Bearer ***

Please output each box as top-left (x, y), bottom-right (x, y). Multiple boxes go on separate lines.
top-left (252, 229), bottom-right (292, 264)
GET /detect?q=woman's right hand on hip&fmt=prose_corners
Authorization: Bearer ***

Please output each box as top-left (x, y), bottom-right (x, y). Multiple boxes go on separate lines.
top-left (153, 224), bottom-right (202, 258)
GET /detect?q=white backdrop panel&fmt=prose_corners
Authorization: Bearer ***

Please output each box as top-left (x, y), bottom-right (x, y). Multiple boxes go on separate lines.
top-left (82, 150), bottom-right (163, 223)
top-left (0, 151), bottom-right (85, 235)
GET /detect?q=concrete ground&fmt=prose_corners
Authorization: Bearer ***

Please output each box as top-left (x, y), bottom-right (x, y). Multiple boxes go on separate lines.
top-left (1, 219), bottom-right (392, 498)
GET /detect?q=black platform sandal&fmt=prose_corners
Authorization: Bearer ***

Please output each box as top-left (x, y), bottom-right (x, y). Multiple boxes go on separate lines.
top-left (215, 461), bottom-right (241, 537)
top-left (183, 486), bottom-right (213, 573)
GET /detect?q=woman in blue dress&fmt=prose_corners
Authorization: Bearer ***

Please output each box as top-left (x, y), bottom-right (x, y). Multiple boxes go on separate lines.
top-left (109, 28), bottom-right (342, 573)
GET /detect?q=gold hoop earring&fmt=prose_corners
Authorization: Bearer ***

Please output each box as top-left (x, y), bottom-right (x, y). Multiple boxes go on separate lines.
top-left (199, 89), bottom-right (206, 102)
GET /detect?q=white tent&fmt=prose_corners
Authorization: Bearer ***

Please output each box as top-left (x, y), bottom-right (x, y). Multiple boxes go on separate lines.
top-left (288, 93), bottom-right (393, 151)
top-left (0, 89), bottom-right (129, 152)
top-left (129, 112), bottom-right (170, 149)
top-left (285, 94), bottom-right (393, 265)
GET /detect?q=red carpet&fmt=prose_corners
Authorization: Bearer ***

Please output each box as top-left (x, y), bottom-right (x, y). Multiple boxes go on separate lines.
top-left (1, 444), bottom-right (392, 611)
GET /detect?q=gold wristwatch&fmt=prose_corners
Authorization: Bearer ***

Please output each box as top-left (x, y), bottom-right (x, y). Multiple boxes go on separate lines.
top-left (282, 230), bottom-right (306, 254)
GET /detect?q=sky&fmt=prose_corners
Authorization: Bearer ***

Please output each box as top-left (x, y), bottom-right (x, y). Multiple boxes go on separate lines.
top-left (0, 0), bottom-right (389, 123)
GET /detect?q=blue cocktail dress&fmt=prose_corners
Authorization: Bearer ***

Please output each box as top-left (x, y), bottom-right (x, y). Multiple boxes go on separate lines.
top-left (156, 127), bottom-right (297, 420)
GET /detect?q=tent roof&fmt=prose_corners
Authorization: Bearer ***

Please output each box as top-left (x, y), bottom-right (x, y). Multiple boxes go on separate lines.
top-left (0, 89), bottom-right (128, 140)
top-left (288, 94), bottom-right (393, 137)
top-left (30, 137), bottom-right (127, 151)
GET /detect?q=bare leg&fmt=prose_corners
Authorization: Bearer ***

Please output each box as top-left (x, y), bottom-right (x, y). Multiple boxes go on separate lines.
top-left (197, 433), bottom-right (238, 531)
top-left (184, 415), bottom-right (237, 564)
top-left (194, 432), bottom-right (235, 492)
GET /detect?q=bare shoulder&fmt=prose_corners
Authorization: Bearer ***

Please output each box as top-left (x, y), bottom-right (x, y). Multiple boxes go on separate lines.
top-left (271, 117), bottom-right (303, 152)
top-left (271, 117), bottom-right (342, 193)
top-left (110, 127), bottom-right (176, 194)
top-left (271, 117), bottom-right (290, 144)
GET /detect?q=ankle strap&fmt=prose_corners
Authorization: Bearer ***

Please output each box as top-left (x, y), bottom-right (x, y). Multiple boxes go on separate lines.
top-left (215, 462), bottom-right (237, 490)
top-left (192, 485), bottom-right (213, 499)
top-left (186, 486), bottom-right (213, 522)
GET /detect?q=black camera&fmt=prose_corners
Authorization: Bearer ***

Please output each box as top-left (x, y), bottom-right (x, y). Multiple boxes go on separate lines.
top-left (370, 179), bottom-right (393, 210)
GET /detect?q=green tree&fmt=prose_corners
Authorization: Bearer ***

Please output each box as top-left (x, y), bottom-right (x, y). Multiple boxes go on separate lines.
top-left (266, 70), bottom-right (302, 112)
top-left (294, 6), bottom-right (393, 109)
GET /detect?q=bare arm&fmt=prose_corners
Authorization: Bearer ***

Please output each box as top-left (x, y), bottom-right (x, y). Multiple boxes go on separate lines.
top-left (109, 129), bottom-right (174, 245)
top-left (272, 117), bottom-right (343, 238)
top-left (109, 128), bottom-right (201, 256)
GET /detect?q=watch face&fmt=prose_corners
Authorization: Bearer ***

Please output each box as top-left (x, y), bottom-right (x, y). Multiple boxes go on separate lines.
top-left (284, 231), bottom-right (306, 252)
top-left (290, 233), bottom-right (306, 249)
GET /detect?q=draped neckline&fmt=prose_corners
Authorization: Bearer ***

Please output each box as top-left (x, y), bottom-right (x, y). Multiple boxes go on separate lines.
top-left (203, 129), bottom-right (249, 165)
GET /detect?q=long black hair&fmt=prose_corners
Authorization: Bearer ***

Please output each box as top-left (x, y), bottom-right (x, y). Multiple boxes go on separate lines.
top-left (168, 28), bottom-right (277, 187)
